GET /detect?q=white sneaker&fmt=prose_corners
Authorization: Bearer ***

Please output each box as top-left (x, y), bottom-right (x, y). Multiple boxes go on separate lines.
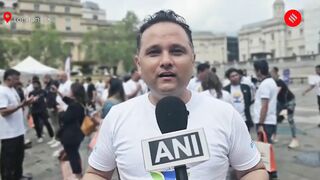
top-left (52, 148), bottom-right (63, 158)
top-left (47, 138), bottom-right (56, 145)
top-left (288, 139), bottom-right (299, 149)
top-left (37, 138), bottom-right (43, 143)
top-left (50, 141), bottom-right (61, 148)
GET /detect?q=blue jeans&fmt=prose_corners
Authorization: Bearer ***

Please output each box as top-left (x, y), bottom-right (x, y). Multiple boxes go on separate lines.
top-left (276, 99), bottom-right (297, 138)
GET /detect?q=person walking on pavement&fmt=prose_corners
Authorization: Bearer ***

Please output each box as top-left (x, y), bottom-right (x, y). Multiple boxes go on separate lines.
top-left (271, 67), bottom-right (299, 148)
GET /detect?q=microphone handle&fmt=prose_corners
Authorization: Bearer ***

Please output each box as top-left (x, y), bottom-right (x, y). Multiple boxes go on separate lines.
top-left (174, 165), bottom-right (188, 180)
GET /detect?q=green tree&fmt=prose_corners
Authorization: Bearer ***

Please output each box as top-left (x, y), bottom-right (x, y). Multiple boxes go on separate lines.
top-left (82, 11), bottom-right (139, 72)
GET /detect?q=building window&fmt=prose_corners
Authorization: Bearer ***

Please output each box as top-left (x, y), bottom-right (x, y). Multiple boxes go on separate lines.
top-left (50, 5), bottom-right (55, 12)
top-left (299, 45), bottom-right (305, 55)
top-left (87, 26), bottom-right (92, 31)
top-left (93, 15), bottom-right (98, 20)
top-left (10, 22), bottom-right (16, 30)
top-left (65, 17), bottom-right (71, 31)
top-left (300, 28), bottom-right (304, 36)
top-left (271, 33), bottom-right (274, 40)
top-left (34, 4), bottom-right (40, 11)
top-left (65, 6), bottom-right (70, 13)
top-left (287, 30), bottom-right (291, 37)
top-left (13, 3), bottom-right (18, 9)
top-left (0, 2), bottom-right (4, 8)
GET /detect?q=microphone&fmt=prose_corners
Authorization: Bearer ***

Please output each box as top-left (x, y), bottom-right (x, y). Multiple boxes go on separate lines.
top-left (155, 96), bottom-right (189, 180)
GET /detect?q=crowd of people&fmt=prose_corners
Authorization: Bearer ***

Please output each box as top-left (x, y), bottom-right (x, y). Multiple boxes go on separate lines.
top-left (0, 9), bottom-right (320, 180)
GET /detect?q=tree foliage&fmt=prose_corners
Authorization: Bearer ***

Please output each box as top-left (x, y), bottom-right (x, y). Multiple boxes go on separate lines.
top-left (82, 11), bottom-right (139, 72)
top-left (0, 26), bottom-right (69, 68)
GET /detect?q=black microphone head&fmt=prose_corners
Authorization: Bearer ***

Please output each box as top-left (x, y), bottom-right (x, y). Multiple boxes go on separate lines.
top-left (155, 96), bottom-right (189, 134)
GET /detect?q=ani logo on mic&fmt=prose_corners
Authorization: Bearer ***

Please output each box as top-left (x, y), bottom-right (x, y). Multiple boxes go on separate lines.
top-left (141, 128), bottom-right (210, 172)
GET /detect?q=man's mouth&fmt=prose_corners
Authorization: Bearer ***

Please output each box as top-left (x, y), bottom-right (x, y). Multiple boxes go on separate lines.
top-left (158, 72), bottom-right (176, 78)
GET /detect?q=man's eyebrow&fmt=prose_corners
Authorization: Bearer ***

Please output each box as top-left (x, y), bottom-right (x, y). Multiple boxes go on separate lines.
top-left (145, 45), bottom-right (161, 52)
top-left (170, 44), bottom-right (187, 50)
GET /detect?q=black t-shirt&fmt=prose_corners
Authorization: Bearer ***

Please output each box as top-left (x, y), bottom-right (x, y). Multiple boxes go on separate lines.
top-left (87, 83), bottom-right (96, 101)
top-left (29, 89), bottom-right (47, 114)
top-left (275, 79), bottom-right (295, 103)
top-left (44, 80), bottom-right (59, 109)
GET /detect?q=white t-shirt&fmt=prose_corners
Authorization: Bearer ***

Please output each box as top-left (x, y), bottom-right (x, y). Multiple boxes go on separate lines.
top-left (201, 89), bottom-right (233, 104)
top-left (89, 92), bottom-right (261, 180)
top-left (308, 75), bottom-right (320, 96)
top-left (187, 77), bottom-right (202, 92)
top-left (231, 85), bottom-right (246, 121)
top-left (124, 79), bottom-right (146, 97)
top-left (56, 80), bottom-right (72, 110)
top-left (0, 85), bottom-right (25, 140)
top-left (253, 78), bottom-right (278, 125)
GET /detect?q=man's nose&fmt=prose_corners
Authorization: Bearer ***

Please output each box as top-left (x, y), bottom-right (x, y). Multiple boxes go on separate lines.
top-left (160, 51), bottom-right (173, 69)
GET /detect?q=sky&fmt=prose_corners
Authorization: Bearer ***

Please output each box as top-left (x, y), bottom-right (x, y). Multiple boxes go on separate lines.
top-left (85, 0), bottom-right (318, 35)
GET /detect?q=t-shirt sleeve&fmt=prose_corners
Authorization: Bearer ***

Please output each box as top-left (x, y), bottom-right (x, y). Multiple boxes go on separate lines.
top-left (0, 91), bottom-right (9, 108)
top-left (88, 108), bottom-right (117, 172)
top-left (229, 110), bottom-right (261, 171)
top-left (259, 82), bottom-right (271, 99)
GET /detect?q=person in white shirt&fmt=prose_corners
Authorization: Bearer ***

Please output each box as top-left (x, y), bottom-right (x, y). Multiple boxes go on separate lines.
top-left (0, 69), bottom-right (34, 180)
top-left (201, 71), bottom-right (233, 104)
top-left (83, 10), bottom-right (268, 180)
top-left (302, 64), bottom-right (320, 127)
top-left (253, 60), bottom-right (278, 179)
top-left (224, 68), bottom-right (254, 131)
top-left (187, 63), bottom-right (210, 92)
top-left (123, 68), bottom-right (147, 99)
top-left (56, 72), bottom-right (72, 111)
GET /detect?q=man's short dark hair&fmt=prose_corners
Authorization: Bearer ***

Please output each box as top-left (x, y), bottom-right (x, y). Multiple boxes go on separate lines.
top-left (211, 67), bottom-right (216, 73)
top-left (253, 60), bottom-right (269, 76)
top-left (136, 10), bottom-right (193, 51)
top-left (32, 75), bottom-right (39, 82)
top-left (225, 68), bottom-right (239, 78)
top-left (316, 65), bottom-right (320, 69)
top-left (197, 63), bottom-right (210, 74)
top-left (4, 69), bottom-right (20, 81)
top-left (86, 77), bottom-right (92, 82)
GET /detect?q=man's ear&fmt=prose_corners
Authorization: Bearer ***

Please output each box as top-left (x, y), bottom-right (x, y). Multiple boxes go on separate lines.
top-left (134, 55), bottom-right (141, 73)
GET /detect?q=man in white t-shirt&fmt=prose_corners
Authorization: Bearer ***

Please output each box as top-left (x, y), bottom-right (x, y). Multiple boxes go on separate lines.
top-left (56, 72), bottom-right (72, 111)
top-left (224, 68), bottom-right (253, 131)
top-left (253, 60), bottom-right (278, 179)
top-left (302, 64), bottom-right (320, 127)
top-left (0, 69), bottom-right (34, 180)
top-left (187, 63), bottom-right (210, 92)
top-left (83, 10), bottom-right (268, 180)
top-left (123, 68), bottom-right (148, 99)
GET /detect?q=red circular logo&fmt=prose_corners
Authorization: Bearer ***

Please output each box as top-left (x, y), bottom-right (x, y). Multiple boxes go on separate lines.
top-left (284, 9), bottom-right (302, 27)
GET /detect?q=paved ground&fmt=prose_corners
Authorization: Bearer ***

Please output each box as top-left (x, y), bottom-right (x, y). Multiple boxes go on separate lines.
top-left (3, 84), bottom-right (320, 180)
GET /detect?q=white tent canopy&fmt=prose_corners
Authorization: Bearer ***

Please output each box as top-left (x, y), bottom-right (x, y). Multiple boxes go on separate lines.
top-left (12, 56), bottom-right (60, 75)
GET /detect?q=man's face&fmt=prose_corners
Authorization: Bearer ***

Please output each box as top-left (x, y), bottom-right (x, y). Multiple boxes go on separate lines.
top-left (198, 69), bottom-right (209, 82)
top-left (44, 76), bottom-right (50, 84)
top-left (7, 75), bottom-right (20, 87)
top-left (270, 69), bottom-right (278, 79)
top-left (59, 74), bottom-right (67, 83)
top-left (135, 22), bottom-right (195, 97)
top-left (316, 67), bottom-right (320, 76)
top-left (229, 71), bottom-right (240, 85)
top-left (254, 69), bottom-right (261, 80)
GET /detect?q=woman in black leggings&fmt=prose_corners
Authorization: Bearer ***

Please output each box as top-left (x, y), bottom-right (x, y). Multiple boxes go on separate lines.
top-left (53, 82), bottom-right (85, 179)
top-left (29, 80), bottom-right (54, 142)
